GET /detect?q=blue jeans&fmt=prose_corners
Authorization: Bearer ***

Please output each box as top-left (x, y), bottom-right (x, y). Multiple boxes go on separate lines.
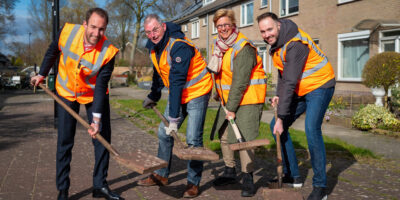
top-left (269, 87), bottom-right (334, 187)
top-left (154, 93), bottom-right (210, 186)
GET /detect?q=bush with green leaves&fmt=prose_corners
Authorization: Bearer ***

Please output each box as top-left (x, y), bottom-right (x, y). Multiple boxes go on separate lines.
top-left (352, 104), bottom-right (400, 132)
top-left (362, 52), bottom-right (400, 96)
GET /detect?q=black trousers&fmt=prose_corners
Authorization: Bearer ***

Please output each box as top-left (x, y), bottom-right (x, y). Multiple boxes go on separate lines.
top-left (56, 95), bottom-right (111, 190)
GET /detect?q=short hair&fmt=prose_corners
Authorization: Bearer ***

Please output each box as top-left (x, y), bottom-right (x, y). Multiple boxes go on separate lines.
top-left (144, 14), bottom-right (163, 26)
top-left (86, 8), bottom-right (109, 25)
top-left (257, 12), bottom-right (279, 23)
top-left (213, 9), bottom-right (236, 26)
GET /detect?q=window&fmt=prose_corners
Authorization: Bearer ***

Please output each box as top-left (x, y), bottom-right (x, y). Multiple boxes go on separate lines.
top-left (241, 1), bottom-right (254, 27)
top-left (212, 22), bottom-right (218, 34)
top-left (338, 30), bottom-right (370, 81)
top-left (380, 29), bottom-right (400, 53)
top-left (203, 17), bottom-right (208, 26)
top-left (182, 25), bottom-right (187, 32)
top-left (191, 20), bottom-right (200, 39)
top-left (261, 0), bottom-right (268, 8)
top-left (204, 0), bottom-right (215, 5)
top-left (338, 0), bottom-right (355, 4)
top-left (280, 0), bottom-right (298, 17)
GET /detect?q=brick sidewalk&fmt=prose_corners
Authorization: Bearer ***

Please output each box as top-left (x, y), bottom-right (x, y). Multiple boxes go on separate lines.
top-left (1, 90), bottom-right (399, 199)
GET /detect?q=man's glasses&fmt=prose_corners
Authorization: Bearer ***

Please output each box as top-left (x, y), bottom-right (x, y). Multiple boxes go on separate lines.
top-left (216, 24), bottom-right (233, 30)
top-left (145, 26), bottom-right (161, 36)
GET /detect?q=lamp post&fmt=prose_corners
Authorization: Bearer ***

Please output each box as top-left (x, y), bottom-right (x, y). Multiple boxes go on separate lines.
top-left (28, 32), bottom-right (31, 67)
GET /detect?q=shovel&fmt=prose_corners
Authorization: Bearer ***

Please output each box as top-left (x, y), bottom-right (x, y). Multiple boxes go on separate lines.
top-left (220, 104), bottom-right (269, 151)
top-left (152, 106), bottom-right (219, 161)
top-left (38, 83), bottom-right (168, 174)
top-left (262, 106), bottom-right (303, 200)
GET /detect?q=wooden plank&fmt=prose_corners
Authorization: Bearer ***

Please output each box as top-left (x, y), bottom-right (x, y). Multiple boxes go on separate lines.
top-left (113, 150), bottom-right (168, 174)
top-left (229, 139), bottom-right (270, 151)
top-left (173, 147), bottom-right (219, 161)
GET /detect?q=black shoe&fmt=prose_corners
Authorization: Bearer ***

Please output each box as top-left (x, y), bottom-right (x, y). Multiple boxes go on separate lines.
top-left (241, 172), bottom-right (255, 197)
top-left (92, 186), bottom-right (124, 200)
top-left (307, 187), bottom-right (327, 200)
top-left (270, 175), bottom-right (303, 188)
top-left (213, 166), bottom-right (237, 186)
top-left (57, 189), bottom-right (68, 200)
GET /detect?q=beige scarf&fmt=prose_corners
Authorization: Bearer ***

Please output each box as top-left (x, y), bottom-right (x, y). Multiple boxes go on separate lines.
top-left (207, 28), bottom-right (238, 73)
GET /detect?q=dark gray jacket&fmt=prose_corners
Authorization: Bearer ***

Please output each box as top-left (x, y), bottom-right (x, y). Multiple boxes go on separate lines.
top-left (269, 19), bottom-right (335, 120)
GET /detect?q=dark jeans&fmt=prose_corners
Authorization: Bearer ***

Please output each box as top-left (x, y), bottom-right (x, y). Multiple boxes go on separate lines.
top-left (56, 95), bottom-right (111, 190)
top-left (270, 87), bottom-right (334, 187)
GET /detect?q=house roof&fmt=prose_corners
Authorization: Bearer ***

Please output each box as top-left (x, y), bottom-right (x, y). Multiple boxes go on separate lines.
top-left (173, 0), bottom-right (242, 24)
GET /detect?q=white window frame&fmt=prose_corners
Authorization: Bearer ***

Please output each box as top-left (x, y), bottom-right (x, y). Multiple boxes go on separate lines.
top-left (338, 0), bottom-right (355, 4)
top-left (337, 30), bottom-right (370, 82)
top-left (191, 20), bottom-right (200, 39)
top-left (379, 29), bottom-right (400, 53)
top-left (203, 17), bottom-right (208, 26)
top-left (240, 1), bottom-right (254, 27)
top-left (212, 22), bottom-right (218, 34)
top-left (280, 0), bottom-right (299, 17)
top-left (203, 0), bottom-right (215, 6)
top-left (182, 24), bottom-right (187, 32)
top-left (261, 0), bottom-right (268, 8)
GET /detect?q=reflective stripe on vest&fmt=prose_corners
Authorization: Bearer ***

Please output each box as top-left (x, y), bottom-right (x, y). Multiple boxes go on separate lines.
top-left (213, 32), bottom-right (267, 105)
top-left (57, 23), bottom-right (118, 103)
top-left (149, 37), bottom-right (212, 104)
top-left (272, 28), bottom-right (335, 96)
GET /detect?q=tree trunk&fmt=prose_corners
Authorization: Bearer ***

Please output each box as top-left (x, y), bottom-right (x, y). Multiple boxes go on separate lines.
top-left (130, 21), bottom-right (141, 72)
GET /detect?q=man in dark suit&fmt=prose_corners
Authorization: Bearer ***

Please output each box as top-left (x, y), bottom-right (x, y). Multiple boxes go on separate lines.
top-left (31, 8), bottom-right (123, 200)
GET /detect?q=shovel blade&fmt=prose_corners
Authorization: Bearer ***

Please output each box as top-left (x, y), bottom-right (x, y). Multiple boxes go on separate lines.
top-left (263, 188), bottom-right (304, 200)
top-left (229, 139), bottom-right (270, 151)
top-left (173, 147), bottom-right (219, 161)
top-left (113, 149), bottom-right (168, 174)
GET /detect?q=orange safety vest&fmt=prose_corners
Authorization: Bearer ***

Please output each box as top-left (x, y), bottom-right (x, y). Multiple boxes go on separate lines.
top-left (150, 37), bottom-right (212, 104)
top-left (272, 28), bottom-right (335, 96)
top-left (213, 32), bottom-right (267, 105)
top-left (56, 23), bottom-right (118, 104)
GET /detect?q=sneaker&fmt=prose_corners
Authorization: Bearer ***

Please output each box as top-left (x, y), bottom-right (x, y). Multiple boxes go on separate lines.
top-left (307, 187), bottom-right (327, 200)
top-left (270, 176), bottom-right (303, 188)
top-left (213, 166), bottom-right (237, 186)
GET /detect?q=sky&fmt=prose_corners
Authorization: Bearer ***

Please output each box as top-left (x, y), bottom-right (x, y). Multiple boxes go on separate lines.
top-left (0, 0), bottom-right (107, 55)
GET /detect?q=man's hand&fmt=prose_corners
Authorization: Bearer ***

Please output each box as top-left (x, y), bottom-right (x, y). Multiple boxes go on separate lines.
top-left (142, 97), bottom-right (156, 109)
top-left (273, 118), bottom-right (284, 135)
top-left (271, 96), bottom-right (279, 107)
top-left (88, 118), bottom-right (101, 139)
top-left (30, 75), bottom-right (45, 86)
top-left (164, 122), bottom-right (178, 136)
top-left (225, 110), bottom-right (236, 120)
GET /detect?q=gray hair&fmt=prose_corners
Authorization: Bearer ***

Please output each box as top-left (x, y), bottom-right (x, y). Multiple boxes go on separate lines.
top-left (144, 14), bottom-right (163, 26)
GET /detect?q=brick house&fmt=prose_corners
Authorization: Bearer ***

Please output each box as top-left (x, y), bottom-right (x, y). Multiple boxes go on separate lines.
top-left (172, 0), bottom-right (400, 103)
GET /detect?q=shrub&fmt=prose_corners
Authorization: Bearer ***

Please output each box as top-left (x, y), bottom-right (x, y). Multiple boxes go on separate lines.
top-left (351, 104), bottom-right (400, 132)
top-left (362, 52), bottom-right (400, 96)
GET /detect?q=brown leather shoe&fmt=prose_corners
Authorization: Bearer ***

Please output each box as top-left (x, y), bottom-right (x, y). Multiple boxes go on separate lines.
top-left (183, 183), bottom-right (199, 198)
top-left (137, 173), bottom-right (168, 186)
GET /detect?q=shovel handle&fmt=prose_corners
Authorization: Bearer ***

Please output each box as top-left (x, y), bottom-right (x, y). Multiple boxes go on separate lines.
top-left (151, 106), bottom-right (185, 149)
top-left (38, 83), bottom-right (120, 156)
top-left (274, 106), bottom-right (283, 188)
top-left (221, 104), bottom-right (245, 143)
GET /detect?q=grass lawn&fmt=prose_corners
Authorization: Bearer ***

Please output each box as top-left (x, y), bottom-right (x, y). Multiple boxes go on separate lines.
top-left (111, 99), bottom-right (377, 160)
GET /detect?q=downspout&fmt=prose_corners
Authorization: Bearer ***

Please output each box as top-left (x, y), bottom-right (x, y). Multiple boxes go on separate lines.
top-left (268, 0), bottom-right (273, 73)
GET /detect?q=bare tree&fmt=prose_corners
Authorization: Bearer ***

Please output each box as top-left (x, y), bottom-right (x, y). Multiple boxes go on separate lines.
top-left (61, 0), bottom-right (97, 25)
top-left (28, 0), bottom-right (53, 42)
top-left (0, 0), bottom-right (19, 41)
top-left (121, 0), bottom-right (157, 69)
top-left (153, 0), bottom-right (192, 21)
top-left (106, 0), bottom-right (134, 60)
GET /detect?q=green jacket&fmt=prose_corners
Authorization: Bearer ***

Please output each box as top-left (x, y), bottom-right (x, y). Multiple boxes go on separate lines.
top-left (210, 44), bottom-right (264, 143)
